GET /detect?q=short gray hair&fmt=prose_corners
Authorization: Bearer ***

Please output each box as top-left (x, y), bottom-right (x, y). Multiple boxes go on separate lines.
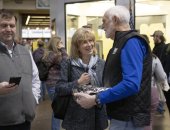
top-left (105, 5), bottom-right (130, 24)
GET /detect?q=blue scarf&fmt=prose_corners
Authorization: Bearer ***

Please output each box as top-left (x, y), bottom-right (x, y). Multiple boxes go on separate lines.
top-left (72, 55), bottom-right (100, 87)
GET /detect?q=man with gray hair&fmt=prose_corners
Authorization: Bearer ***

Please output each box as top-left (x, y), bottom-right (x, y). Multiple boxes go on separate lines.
top-left (74, 5), bottom-right (152, 130)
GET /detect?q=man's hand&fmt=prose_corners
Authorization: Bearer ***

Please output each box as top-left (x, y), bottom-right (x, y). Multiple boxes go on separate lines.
top-left (0, 82), bottom-right (17, 94)
top-left (74, 92), bottom-right (96, 109)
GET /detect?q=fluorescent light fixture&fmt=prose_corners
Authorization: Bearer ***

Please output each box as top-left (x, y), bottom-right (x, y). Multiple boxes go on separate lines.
top-left (45, 27), bottom-right (49, 30)
top-left (25, 15), bottom-right (30, 25)
top-left (31, 16), bottom-right (50, 18)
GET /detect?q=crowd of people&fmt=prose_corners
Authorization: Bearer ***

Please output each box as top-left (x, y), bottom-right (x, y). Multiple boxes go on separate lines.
top-left (0, 5), bottom-right (170, 130)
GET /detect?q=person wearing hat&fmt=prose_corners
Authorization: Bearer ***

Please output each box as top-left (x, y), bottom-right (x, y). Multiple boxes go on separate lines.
top-left (151, 30), bottom-right (166, 63)
top-left (152, 30), bottom-right (170, 116)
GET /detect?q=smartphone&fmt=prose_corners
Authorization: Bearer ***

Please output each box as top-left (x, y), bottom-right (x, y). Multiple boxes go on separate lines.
top-left (89, 92), bottom-right (97, 95)
top-left (9, 77), bottom-right (21, 86)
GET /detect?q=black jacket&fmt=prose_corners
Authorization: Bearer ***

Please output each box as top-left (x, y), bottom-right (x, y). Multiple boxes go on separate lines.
top-left (153, 43), bottom-right (170, 78)
top-left (56, 58), bottom-right (108, 130)
top-left (103, 30), bottom-right (152, 127)
top-left (152, 42), bottom-right (166, 66)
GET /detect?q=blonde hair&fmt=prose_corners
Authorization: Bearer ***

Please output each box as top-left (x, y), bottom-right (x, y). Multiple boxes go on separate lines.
top-left (43, 36), bottom-right (62, 59)
top-left (70, 28), bottom-right (96, 59)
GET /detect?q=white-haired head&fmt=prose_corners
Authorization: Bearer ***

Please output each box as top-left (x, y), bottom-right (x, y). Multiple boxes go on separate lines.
top-left (104, 5), bottom-right (130, 24)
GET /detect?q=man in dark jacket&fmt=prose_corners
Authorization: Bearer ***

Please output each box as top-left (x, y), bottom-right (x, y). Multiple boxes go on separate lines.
top-left (152, 30), bottom-right (167, 65)
top-left (74, 5), bottom-right (152, 130)
top-left (152, 30), bottom-right (170, 115)
top-left (33, 40), bottom-right (46, 101)
top-left (33, 40), bottom-right (45, 63)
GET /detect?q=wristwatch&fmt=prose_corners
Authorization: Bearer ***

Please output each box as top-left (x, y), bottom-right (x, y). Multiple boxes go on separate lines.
top-left (95, 93), bottom-right (101, 105)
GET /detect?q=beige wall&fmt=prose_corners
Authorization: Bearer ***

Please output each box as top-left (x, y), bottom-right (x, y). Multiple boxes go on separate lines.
top-left (3, 0), bottom-right (36, 10)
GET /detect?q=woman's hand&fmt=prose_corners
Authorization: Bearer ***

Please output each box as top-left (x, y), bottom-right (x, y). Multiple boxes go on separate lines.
top-left (77, 73), bottom-right (90, 86)
top-left (57, 41), bottom-right (64, 49)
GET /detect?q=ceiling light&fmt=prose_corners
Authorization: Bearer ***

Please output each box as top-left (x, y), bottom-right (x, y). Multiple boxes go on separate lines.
top-left (31, 16), bottom-right (50, 18)
top-left (26, 15), bottom-right (30, 25)
top-left (45, 27), bottom-right (49, 30)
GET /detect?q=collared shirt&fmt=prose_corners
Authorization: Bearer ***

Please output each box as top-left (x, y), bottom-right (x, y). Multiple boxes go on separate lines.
top-left (99, 37), bottom-right (147, 104)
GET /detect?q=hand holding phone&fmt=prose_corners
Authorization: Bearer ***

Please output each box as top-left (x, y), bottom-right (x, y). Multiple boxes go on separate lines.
top-left (9, 77), bottom-right (21, 87)
top-left (0, 82), bottom-right (16, 94)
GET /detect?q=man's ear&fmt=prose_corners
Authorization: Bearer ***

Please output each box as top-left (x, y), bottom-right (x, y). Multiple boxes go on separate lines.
top-left (112, 16), bottom-right (119, 25)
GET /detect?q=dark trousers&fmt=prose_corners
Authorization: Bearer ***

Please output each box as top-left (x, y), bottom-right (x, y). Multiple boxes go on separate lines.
top-left (0, 121), bottom-right (31, 130)
top-left (164, 89), bottom-right (170, 114)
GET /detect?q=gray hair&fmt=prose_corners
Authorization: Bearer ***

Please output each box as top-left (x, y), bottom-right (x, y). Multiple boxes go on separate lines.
top-left (105, 5), bottom-right (130, 24)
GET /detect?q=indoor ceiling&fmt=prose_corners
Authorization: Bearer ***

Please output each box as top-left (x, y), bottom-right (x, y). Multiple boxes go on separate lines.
top-left (21, 0), bottom-right (170, 28)
top-left (66, 0), bottom-right (170, 17)
top-left (22, 14), bottom-right (50, 28)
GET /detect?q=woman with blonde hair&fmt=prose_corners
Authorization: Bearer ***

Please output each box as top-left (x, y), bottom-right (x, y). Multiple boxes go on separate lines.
top-left (43, 36), bottom-right (68, 130)
top-left (56, 28), bottom-right (108, 130)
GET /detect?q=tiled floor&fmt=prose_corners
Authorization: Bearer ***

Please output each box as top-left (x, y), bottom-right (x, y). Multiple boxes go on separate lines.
top-left (31, 98), bottom-right (170, 130)
top-left (153, 107), bottom-right (170, 130)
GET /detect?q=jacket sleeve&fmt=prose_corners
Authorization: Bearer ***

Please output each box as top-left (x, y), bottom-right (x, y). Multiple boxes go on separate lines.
top-left (154, 57), bottom-right (167, 82)
top-left (55, 59), bottom-right (79, 96)
top-left (154, 57), bottom-right (170, 91)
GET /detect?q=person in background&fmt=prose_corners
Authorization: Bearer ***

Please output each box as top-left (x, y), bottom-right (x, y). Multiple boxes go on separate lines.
top-left (25, 39), bottom-right (33, 51)
top-left (14, 37), bottom-right (28, 46)
top-left (14, 36), bottom-right (22, 45)
top-left (152, 30), bottom-right (166, 64)
top-left (43, 36), bottom-right (68, 130)
top-left (142, 34), bottom-right (169, 130)
top-left (33, 39), bottom-right (46, 101)
top-left (55, 28), bottom-right (108, 130)
top-left (0, 9), bottom-right (40, 130)
top-left (151, 30), bottom-right (170, 115)
top-left (145, 54), bottom-right (169, 130)
top-left (74, 6), bottom-right (152, 130)
top-left (22, 38), bottom-right (27, 46)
